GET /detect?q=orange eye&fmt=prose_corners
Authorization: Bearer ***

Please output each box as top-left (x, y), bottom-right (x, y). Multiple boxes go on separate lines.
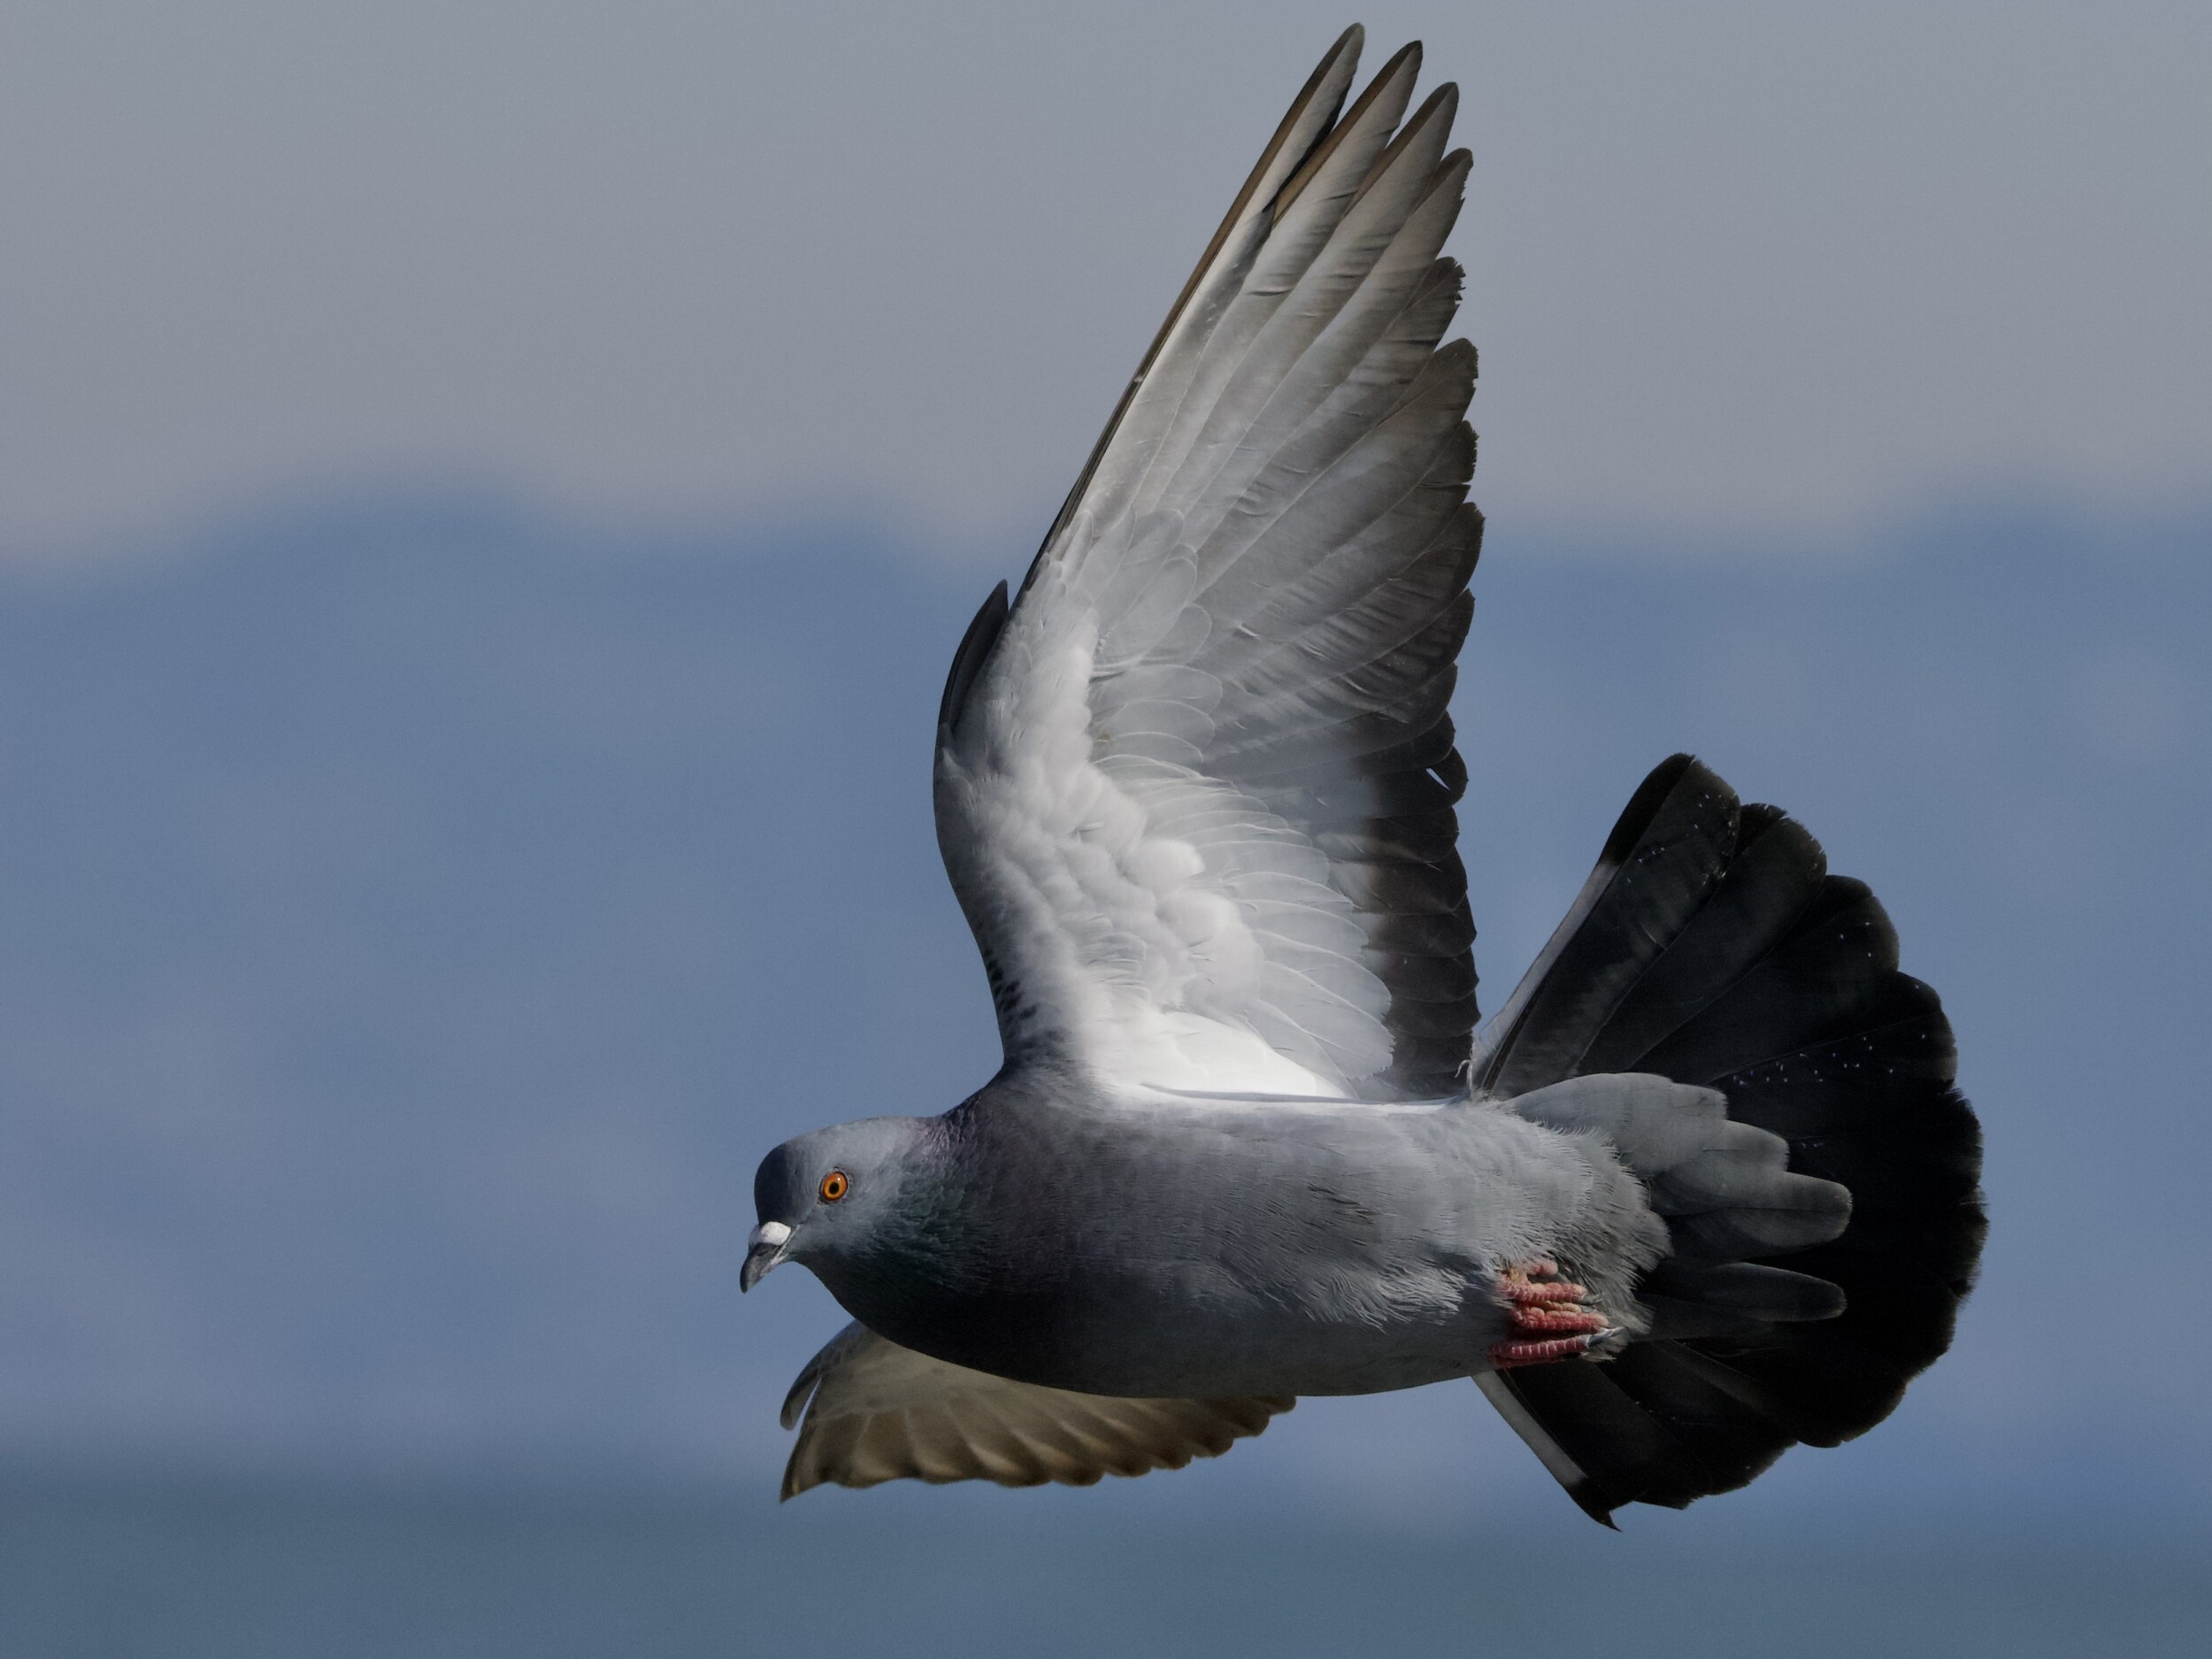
top-left (818, 1170), bottom-right (849, 1202)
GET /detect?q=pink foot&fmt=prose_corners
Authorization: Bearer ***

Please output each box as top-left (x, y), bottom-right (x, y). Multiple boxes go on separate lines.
top-left (1489, 1257), bottom-right (1612, 1369)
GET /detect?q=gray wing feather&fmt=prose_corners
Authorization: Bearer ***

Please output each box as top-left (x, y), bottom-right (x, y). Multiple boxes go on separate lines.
top-left (936, 31), bottom-right (1480, 1100)
top-left (780, 1323), bottom-right (1292, 1498)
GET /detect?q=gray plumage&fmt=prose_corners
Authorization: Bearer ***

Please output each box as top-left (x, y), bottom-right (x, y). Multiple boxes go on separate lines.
top-left (741, 27), bottom-right (1984, 1522)
top-left (757, 1080), bottom-right (1670, 1402)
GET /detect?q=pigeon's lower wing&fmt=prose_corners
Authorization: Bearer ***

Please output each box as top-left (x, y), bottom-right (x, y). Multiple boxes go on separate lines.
top-left (934, 28), bottom-right (1480, 1103)
top-left (778, 1323), bottom-right (1292, 1499)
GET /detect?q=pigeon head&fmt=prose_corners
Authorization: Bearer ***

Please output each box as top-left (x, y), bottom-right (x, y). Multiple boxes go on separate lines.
top-left (741, 1116), bottom-right (935, 1294)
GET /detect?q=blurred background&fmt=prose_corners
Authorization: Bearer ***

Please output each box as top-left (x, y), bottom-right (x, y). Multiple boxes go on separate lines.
top-left (2, 4), bottom-right (2208, 1655)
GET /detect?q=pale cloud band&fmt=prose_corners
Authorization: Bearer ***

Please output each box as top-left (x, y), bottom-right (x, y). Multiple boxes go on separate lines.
top-left (1, 1), bottom-right (2206, 558)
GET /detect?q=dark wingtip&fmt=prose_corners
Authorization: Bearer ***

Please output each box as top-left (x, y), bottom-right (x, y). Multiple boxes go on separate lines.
top-left (1381, 38), bottom-right (1423, 79)
top-left (1275, 35), bottom-right (1426, 218)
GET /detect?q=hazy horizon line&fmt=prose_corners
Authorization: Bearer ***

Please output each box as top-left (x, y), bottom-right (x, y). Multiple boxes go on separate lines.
top-left (5, 472), bottom-right (2208, 585)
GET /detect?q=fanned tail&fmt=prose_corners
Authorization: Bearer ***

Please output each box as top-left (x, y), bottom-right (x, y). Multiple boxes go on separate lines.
top-left (1472, 756), bottom-right (1985, 1524)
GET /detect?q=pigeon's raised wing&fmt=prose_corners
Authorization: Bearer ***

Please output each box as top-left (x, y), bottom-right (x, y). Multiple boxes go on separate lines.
top-left (936, 28), bottom-right (1481, 1101)
top-left (779, 1323), bottom-right (1291, 1498)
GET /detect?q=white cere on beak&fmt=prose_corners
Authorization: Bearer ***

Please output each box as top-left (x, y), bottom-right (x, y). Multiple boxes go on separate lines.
top-left (741, 1218), bottom-right (794, 1293)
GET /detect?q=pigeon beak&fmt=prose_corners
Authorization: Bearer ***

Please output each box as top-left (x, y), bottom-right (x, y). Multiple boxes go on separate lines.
top-left (741, 1221), bottom-right (792, 1293)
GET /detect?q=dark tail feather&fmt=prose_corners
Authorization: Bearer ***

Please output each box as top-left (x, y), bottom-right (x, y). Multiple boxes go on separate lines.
top-left (1473, 756), bottom-right (1985, 1524)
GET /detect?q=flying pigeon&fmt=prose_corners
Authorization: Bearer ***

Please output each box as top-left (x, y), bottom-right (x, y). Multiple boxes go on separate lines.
top-left (741, 25), bottom-right (1985, 1525)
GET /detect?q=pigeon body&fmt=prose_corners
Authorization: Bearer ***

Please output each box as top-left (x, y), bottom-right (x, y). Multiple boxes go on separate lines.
top-left (742, 27), bottom-right (1984, 1519)
top-left (756, 1081), bottom-right (1668, 1400)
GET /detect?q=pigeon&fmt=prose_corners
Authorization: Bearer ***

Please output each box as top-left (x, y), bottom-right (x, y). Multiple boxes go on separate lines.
top-left (741, 25), bottom-right (1985, 1524)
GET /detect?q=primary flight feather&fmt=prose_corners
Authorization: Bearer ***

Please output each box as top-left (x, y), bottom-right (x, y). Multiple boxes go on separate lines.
top-left (741, 25), bottom-right (1985, 1525)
